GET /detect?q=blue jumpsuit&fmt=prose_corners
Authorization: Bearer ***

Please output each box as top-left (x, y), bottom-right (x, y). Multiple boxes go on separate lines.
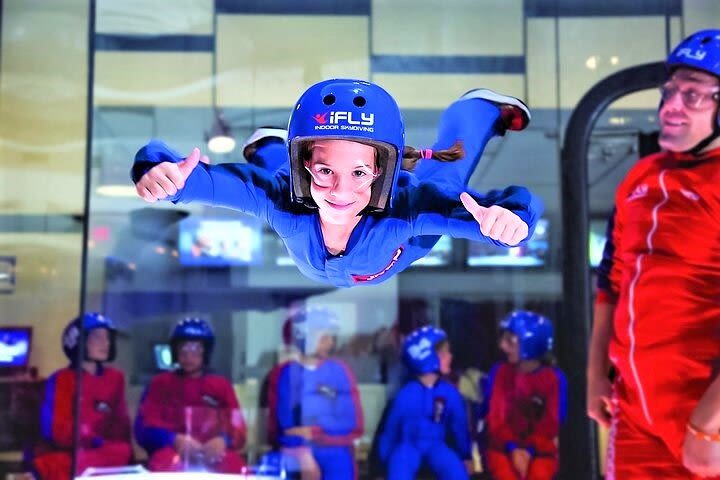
top-left (272, 358), bottom-right (363, 479)
top-left (378, 378), bottom-right (471, 480)
top-left (132, 98), bottom-right (543, 288)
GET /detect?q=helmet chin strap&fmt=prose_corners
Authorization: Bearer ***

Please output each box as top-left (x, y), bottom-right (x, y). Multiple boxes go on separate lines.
top-left (687, 103), bottom-right (720, 155)
top-left (687, 121), bottom-right (720, 155)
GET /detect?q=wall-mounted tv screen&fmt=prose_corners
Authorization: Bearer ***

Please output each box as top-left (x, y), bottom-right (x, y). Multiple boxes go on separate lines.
top-left (273, 235), bottom-right (295, 267)
top-left (411, 235), bottom-right (453, 267)
top-left (274, 235), bottom-right (453, 268)
top-left (153, 343), bottom-right (174, 371)
top-left (589, 218), bottom-right (610, 268)
top-left (467, 218), bottom-right (549, 267)
top-left (0, 327), bottom-right (32, 369)
top-left (0, 257), bottom-right (16, 294)
top-left (179, 216), bottom-right (263, 266)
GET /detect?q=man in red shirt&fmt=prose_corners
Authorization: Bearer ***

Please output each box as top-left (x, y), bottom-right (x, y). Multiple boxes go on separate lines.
top-left (587, 29), bottom-right (720, 479)
top-left (135, 317), bottom-right (246, 473)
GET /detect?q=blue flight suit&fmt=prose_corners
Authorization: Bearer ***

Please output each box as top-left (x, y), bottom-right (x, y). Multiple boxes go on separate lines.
top-left (273, 359), bottom-right (363, 480)
top-left (132, 97), bottom-right (543, 287)
top-left (377, 378), bottom-right (470, 480)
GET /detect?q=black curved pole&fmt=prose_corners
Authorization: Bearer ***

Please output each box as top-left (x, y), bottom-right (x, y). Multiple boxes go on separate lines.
top-left (558, 61), bottom-right (667, 480)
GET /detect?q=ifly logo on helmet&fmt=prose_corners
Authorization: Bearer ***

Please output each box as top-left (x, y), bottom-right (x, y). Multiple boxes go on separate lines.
top-left (675, 48), bottom-right (707, 61)
top-left (407, 337), bottom-right (432, 360)
top-left (313, 111), bottom-right (375, 132)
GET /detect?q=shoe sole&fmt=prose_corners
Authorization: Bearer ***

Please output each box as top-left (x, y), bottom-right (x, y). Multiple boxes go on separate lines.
top-left (459, 88), bottom-right (531, 122)
top-left (242, 127), bottom-right (288, 150)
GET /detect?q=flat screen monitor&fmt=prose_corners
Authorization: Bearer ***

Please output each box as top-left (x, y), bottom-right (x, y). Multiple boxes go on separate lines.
top-left (275, 235), bottom-right (454, 268)
top-left (0, 256), bottom-right (16, 294)
top-left (178, 216), bottom-right (263, 266)
top-left (411, 235), bottom-right (452, 267)
top-left (273, 236), bottom-right (295, 267)
top-left (466, 218), bottom-right (549, 267)
top-left (153, 343), bottom-right (174, 371)
top-left (589, 218), bottom-right (610, 267)
top-left (0, 327), bottom-right (32, 370)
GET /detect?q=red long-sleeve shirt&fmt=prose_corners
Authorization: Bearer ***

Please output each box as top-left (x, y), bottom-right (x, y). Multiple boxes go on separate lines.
top-left (136, 371), bottom-right (246, 451)
top-left (596, 147), bottom-right (720, 439)
top-left (40, 366), bottom-right (131, 449)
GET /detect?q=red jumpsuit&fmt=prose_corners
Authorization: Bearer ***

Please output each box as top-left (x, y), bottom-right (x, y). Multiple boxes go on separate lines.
top-left (33, 366), bottom-right (132, 480)
top-left (597, 147), bottom-right (720, 479)
top-left (135, 371), bottom-right (246, 473)
top-left (485, 362), bottom-right (563, 480)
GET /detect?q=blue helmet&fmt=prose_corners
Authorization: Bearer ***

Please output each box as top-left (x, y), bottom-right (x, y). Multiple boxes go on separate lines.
top-left (666, 30), bottom-right (720, 148)
top-left (287, 78), bottom-right (405, 213)
top-left (402, 326), bottom-right (448, 374)
top-left (169, 317), bottom-right (215, 365)
top-left (62, 312), bottom-right (117, 363)
top-left (667, 29), bottom-right (720, 79)
top-left (285, 308), bottom-right (339, 355)
top-left (500, 310), bottom-right (553, 360)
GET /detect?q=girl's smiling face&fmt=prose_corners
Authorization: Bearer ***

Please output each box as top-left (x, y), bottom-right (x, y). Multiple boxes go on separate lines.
top-left (304, 140), bottom-right (379, 224)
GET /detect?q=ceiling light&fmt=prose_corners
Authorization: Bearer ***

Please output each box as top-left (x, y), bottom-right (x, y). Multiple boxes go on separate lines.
top-left (208, 134), bottom-right (236, 154)
top-left (207, 109), bottom-right (235, 154)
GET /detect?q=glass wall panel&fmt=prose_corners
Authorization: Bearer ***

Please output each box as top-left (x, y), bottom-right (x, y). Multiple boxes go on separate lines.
top-left (0, 1), bottom-right (718, 479)
top-left (83, 2), bottom-right (562, 477)
top-left (0, 1), bottom-right (90, 478)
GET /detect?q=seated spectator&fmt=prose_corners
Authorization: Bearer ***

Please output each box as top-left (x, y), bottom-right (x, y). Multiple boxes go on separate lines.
top-left (135, 317), bottom-right (246, 473)
top-left (484, 311), bottom-right (567, 480)
top-left (377, 326), bottom-right (472, 480)
top-left (267, 308), bottom-right (363, 480)
top-left (33, 313), bottom-right (132, 480)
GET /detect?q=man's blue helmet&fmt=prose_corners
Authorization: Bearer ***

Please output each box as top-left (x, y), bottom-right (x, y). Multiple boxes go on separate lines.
top-left (287, 78), bottom-right (405, 213)
top-left (666, 30), bottom-right (720, 143)
top-left (169, 317), bottom-right (215, 365)
top-left (667, 29), bottom-right (720, 78)
top-left (62, 312), bottom-right (117, 363)
top-left (285, 308), bottom-right (339, 355)
top-left (402, 326), bottom-right (448, 374)
top-left (500, 310), bottom-right (554, 360)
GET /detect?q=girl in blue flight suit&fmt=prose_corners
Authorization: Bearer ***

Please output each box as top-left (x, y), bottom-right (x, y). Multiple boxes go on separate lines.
top-left (377, 326), bottom-right (471, 480)
top-left (132, 79), bottom-right (542, 288)
top-left (269, 308), bottom-right (363, 480)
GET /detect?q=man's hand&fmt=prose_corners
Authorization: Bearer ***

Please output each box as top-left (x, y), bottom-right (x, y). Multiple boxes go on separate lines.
top-left (683, 430), bottom-right (720, 477)
top-left (173, 433), bottom-right (202, 457)
top-left (682, 374), bottom-right (720, 476)
top-left (286, 426), bottom-right (315, 440)
top-left (282, 446), bottom-right (321, 480)
top-left (136, 147), bottom-right (209, 202)
top-left (460, 192), bottom-right (528, 245)
top-left (587, 374), bottom-right (613, 428)
top-left (511, 448), bottom-right (532, 478)
top-left (202, 436), bottom-right (227, 464)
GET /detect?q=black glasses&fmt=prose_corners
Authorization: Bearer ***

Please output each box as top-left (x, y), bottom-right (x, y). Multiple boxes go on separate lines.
top-left (660, 83), bottom-right (720, 111)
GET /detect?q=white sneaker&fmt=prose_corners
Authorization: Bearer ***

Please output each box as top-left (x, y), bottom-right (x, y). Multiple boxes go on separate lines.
top-left (460, 88), bottom-right (530, 131)
top-left (242, 127), bottom-right (288, 151)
